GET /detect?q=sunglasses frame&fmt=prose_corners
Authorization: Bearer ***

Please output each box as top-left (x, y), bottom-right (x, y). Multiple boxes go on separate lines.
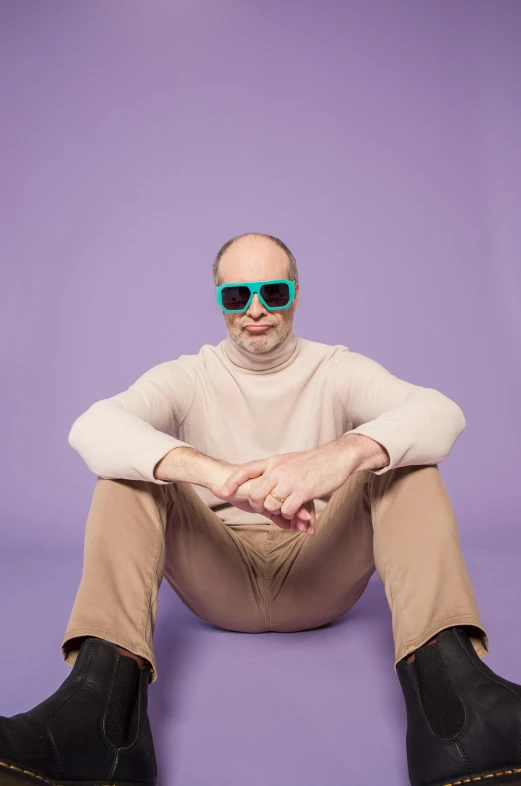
top-left (215, 278), bottom-right (296, 313)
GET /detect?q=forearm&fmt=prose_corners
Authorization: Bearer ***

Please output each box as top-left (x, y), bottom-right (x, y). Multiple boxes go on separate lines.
top-left (153, 447), bottom-right (226, 488)
top-left (337, 433), bottom-right (390, 472)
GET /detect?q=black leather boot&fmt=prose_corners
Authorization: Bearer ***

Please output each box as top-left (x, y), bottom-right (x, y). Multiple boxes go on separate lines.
top-left (397, 627), bottom-right (521, 786)
top-left (0, 637), bottom-right (156, 785)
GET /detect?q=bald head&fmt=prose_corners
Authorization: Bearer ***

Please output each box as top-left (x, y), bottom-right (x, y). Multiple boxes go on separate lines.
top-left (212, 233), bottom-right (298, 286)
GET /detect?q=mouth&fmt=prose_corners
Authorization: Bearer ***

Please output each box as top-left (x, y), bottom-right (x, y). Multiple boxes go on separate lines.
top-left (244, 324), bottom-right (271, 332)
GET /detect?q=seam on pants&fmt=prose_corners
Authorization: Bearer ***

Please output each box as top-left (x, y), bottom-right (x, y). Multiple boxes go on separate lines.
top-left (369, 467), bottom-right (406, 529)
top-left (137, 489), bottom-right (168, 655)
top-left (263, 528), bottom-right (275, 632)
top-left (141, 509), bottom-right (166, 654)
top-left (269, 478), bottom-right (370, 632)
top-left (369, 472), bottom-right (410, 653)
top-left (387, 576), bottom-right (410, 653)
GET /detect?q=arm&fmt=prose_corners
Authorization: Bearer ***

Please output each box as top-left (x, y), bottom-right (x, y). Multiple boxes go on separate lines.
top-left (338, 432), bottom-right (391, 473)
top-left (69, 358), bottom-right (314, 528)
top-left (68, 358), bottom-right (200, 485)
top-left (154, 447), bottom-right (314, 530)
top-left (332, 348), bottom-right (466, 475)
top-left (153, 445), bottom-right (232, 487)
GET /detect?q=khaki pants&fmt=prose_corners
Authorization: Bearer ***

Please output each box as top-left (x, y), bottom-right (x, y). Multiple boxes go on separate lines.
top-left (61, 464), bottom-right (488, 683)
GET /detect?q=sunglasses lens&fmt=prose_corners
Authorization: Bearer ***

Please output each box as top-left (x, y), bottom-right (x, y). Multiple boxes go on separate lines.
top-left (221, 285), bottom-right (251, 311)
top-left (260, 282), bottom-right (290, 308)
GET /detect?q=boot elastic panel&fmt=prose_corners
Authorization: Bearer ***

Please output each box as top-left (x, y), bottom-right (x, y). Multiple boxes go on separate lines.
top-left (104, 654), bottom-right (141, 748)
top-left (413, 639), bottom-right (467, 740)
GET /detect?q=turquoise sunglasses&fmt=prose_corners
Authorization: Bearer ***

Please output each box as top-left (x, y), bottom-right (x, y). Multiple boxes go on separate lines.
top-left (216, 279), bottom-right (295, 313)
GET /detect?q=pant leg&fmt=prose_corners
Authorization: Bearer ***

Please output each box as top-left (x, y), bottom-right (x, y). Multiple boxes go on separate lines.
top-left (268, 464), bottom-right (488, 670)
top-left (61, 477), bottom-right (264, 683)
top-left (370, 464), bottom-right (488, 667)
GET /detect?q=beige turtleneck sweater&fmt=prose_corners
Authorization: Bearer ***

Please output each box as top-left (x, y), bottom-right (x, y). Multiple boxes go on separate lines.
top-left (68, 330), bottom-right (466, 525)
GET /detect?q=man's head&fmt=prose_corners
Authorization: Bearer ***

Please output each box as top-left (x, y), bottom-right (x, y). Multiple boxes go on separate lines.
top-left (213, 233), bottom-right (299, 354)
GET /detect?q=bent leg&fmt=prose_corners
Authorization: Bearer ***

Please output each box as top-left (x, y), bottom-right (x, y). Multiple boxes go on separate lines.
top-left (268, 464), bottom-right (488, 671)
top-left (370, 464), bottom-right (488, 667)
top-left (61, 478), bottom-right (263, 682)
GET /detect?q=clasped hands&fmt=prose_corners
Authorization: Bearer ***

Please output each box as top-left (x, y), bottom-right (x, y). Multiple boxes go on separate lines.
top-left (209, 438), bottom-right (364, 536)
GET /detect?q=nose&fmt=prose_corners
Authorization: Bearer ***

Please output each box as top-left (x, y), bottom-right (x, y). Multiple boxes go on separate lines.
top-left (247, 293), bottom-right (267, 317)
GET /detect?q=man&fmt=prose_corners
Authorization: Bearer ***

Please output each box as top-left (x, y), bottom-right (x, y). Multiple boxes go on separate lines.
top-left (1, 232), bottom-right (520, 786)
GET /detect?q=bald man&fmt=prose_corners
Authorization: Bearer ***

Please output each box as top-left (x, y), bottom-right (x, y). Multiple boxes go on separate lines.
top-left (1, 234), bottom-right (520, 786)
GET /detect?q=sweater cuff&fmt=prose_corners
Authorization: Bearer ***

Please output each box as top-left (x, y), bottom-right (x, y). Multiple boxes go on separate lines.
top-left (95, 433), bottom-right (195, 485)
top-left (343, 422), bottom-right (406, 476)
top-left (137, 433), bottom-right (195, 484)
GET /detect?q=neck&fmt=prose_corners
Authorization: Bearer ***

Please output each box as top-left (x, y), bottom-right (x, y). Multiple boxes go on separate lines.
top-left (222, 328), bottom-right (299, 373)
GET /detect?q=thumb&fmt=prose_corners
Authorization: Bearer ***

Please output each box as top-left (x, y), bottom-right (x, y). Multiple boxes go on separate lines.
top-left (222, 460), bottom-right (265, 495)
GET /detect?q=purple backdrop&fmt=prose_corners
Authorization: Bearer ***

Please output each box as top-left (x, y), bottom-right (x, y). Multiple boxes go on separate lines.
top-left (1, 2), bottom-right (520, 785)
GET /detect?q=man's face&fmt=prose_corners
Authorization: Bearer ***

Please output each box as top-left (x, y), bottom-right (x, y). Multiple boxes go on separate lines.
top-left (218, 236), bottom-right (299, 354)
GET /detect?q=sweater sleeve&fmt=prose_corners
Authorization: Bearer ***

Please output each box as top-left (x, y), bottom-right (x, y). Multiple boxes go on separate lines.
top-left (67, 358), bottom-right (196, 484)
top-left (332, 348), bottom-right (466, 475)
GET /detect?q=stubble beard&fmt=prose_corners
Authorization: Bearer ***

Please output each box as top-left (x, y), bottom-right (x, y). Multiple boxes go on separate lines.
top-left (228, 316), bottom-right (293, 354)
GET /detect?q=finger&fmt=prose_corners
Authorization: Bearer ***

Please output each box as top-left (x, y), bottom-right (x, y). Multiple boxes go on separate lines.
top-left (262, 490), bottom-right (285, 514)
top-left (251, 478), bottom-right (290, 513)
top-left (303, 507), bottom-right (315, 534)
top-left (280, 492), bottom-right (307, 520)
top-left (222, 461), bottom-right (265, 495)
top-left (263, 490), bottom-right (297, 517)
top-left (250, 477), bottom-right (285, 506)
top-left (294, 509), bottom-right (310, 533)
top-left (250, 483), bottom-right (280, 514)
top-left (291, 507), bottom-right (309, 531)
top-left (266, 492), bottom-right (306, 528)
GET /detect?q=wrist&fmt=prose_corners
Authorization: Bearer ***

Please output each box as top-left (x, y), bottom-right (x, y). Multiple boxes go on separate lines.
top-left (338, 433), bottom-right (390, 472)
top-left (154, 447), bottom-right (221, 486)
top-left (207, 459), bottom-right (253, 499)
top-left (206, 457), bottom-right (236, 490)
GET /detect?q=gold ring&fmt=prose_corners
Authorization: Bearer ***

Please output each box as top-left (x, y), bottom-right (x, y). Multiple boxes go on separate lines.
top-left (269, 491), bottom-right (286, 504)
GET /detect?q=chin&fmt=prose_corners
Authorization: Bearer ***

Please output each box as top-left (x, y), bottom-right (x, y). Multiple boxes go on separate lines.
top-left (242, 336), bottom-right (274, 352)
top-left (239, 330), bottom-right (279, 351)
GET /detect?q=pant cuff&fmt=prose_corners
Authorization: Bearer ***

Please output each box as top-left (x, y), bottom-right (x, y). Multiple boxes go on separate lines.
top-left (393, 615), bottom-right (489, 671)
top-left (61, 626), bottom-right (158, 683)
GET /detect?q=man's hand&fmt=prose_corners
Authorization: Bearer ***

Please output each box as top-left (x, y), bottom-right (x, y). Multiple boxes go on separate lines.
top-left (208, 461), bottom-right (316, 534)
top-left (218, 435), bottom-right (389, 535)
top-left (217, 439), bottom-right (358, 534)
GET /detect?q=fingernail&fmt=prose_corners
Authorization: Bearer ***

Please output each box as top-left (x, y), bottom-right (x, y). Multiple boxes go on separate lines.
top-left (222, 487), bottom-right (229, 495)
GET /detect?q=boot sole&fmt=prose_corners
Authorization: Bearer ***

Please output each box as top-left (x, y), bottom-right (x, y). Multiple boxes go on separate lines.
top-left (0, 759), bottom-right (154, 786)
top-left (431, 765), bottom-right (521, 786)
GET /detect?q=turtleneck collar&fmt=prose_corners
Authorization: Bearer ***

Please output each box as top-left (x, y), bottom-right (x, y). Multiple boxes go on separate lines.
top-left (221, 329), bottom-right (301, 374)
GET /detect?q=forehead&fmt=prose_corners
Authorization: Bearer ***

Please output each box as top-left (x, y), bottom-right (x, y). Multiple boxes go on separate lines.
top-left (219, 237), bottom-right (289, 283)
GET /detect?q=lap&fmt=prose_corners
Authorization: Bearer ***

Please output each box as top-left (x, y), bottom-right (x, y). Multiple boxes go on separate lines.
top-left (162, 473), bottom-right (375, 634)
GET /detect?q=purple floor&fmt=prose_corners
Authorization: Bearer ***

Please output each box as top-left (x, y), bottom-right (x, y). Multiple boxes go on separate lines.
top-left (1, 537), bottom-right (520, 786)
